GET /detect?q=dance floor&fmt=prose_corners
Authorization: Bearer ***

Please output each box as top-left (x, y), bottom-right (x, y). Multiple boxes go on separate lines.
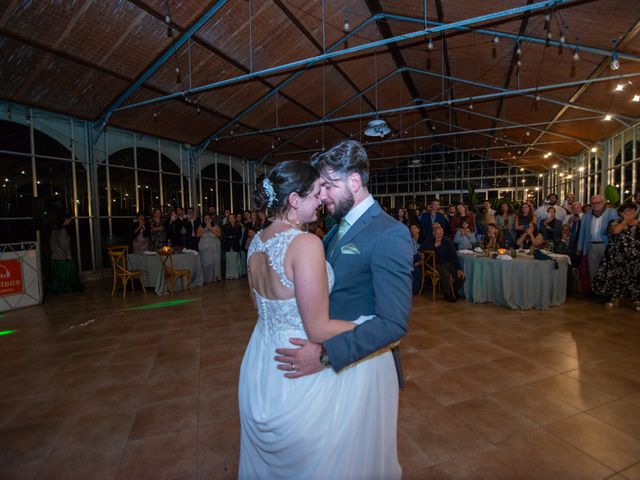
top-left (1, 279), bottom-right (640, 479)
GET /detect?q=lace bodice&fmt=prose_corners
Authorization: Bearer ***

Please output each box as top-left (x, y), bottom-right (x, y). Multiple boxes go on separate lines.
top-left (248, 229), bottom-right (334, 344)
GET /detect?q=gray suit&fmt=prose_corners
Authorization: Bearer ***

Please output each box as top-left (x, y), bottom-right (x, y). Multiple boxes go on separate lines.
top-left (322, 201), bottom-right (413, 384)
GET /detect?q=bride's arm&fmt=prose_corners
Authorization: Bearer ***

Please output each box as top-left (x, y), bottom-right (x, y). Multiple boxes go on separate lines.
top-left (288, 233), bottom-right (355, 344)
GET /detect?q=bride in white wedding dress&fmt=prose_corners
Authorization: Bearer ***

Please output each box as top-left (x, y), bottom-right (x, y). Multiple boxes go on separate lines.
top-left (238, 161), bottom-right (401, 480)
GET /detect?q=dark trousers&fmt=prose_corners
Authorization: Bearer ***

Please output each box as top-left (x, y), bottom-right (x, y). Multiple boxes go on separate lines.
top-left (437, 262), bottom-right (465, 302)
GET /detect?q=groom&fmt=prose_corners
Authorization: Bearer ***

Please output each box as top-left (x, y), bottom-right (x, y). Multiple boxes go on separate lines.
top-left (275, 140), bottom-right (413, 386)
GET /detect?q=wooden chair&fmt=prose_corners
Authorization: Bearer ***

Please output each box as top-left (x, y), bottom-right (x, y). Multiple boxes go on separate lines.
top-left (158, 251), bottom-right (192, 295)
top-left (108, 248), bottom-right (146, 298)
top-left (418, 250), bottom-right (440, 301)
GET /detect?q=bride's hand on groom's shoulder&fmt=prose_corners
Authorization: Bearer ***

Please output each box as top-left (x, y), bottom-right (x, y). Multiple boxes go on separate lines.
top-left (274, 338), bottom-right (324, 378)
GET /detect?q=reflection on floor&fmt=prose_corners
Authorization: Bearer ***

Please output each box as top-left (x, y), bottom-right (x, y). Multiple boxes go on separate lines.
top-left (1, 279), bottom-right (639, 480)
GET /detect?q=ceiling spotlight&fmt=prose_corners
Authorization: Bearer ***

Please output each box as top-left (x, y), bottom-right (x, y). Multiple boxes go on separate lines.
top-left (610, 53), bottom-right (620, 70)
top-left (552, 164), bottom-right (559, 168)
top-left (604, 114), bottom-right (612, 121)
top-left (535, 187), bottom-right (540, 191)
top-left (572, 48), bottom-right (580, 61)
top-left (632, 94), bottom-right (640, 102)
top-left (559, 172), bottom-right (564, 177)
top-left (538, 174), bottom-right (543, 177)
top-left (578, 166), bottom-right (585, 172)
top-left (614, 83), bottom-right (624, 92)
top-left (427, 37), bottom-right (434, 50)
top-left (343, 19), bottom-right (350, 32)
top-left (590, 146), bottom-right (597, 153)
top-left (522, 179), bottom-right (526, 183)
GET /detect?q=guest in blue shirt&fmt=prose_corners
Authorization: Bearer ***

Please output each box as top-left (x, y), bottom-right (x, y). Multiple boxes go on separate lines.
top-left (420, 199), bottom-right (448, 242)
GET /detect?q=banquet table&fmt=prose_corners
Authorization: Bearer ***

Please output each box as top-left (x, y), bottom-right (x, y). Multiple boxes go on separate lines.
top-left (127, 252), bottom-right (204, 294)
top-left (457, 252), bottom-right (569, 310)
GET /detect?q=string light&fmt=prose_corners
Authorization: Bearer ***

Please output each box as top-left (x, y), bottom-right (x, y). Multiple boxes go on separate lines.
top-left (343, 19), bottom-right (350, 32)
top-left (610, 53), bottom-right (620, 70)
top-left (632, 94), bottom-right (640, 102)
top-left (427, 38), bottom-right (434, 50)
top-left (572, 48), bottom-right (580, 61)
top-left (590, 146), bottom-right (597, 153)
top-left (493, 35), bottom-right (500, 44)
top-left (604, 114), bottom-right (612, 121)
top-left (614, 83), bottom-right (624, 92)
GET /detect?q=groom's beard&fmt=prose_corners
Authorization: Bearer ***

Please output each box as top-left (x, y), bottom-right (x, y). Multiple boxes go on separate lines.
top-left (331, 191), bottom-right (355, 222)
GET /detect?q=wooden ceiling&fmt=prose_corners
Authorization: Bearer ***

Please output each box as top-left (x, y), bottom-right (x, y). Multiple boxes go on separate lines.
top-left (1, 0), bottom-right (640, 170)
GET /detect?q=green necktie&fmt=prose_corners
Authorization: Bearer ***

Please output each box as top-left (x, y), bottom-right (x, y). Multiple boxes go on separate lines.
top-left (337, 218), bottom-right (350, 241)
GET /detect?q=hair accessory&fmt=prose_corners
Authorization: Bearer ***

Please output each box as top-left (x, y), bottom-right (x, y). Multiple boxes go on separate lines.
top-left (262, 177), bottom-right (277, 208)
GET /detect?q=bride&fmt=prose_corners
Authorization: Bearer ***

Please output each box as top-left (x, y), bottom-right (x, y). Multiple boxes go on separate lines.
top-left (238, 161), bottom-right (401, 479)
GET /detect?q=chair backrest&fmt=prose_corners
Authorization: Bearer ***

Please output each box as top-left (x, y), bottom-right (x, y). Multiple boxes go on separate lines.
top-left (422, 250), bottom-right (439, 279)
top-left (108, 250), bottom-right (128, 275)
top-left (158, 251), bottom-right (175, 275)
top-left (107, 244), bottom-right (129, 253)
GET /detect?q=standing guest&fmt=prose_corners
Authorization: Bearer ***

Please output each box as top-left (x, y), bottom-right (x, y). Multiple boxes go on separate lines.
top-left (541, 206), bottom-right (563, 248)
top-left (537, 193), bottom-right (566, 226)
top-left (183, 207), bottom-right (200, 250)
top-left (196, 213), bottom-right (222, 283)
top-left (515, 202), bottom-right (537, 235)
top-left (49, 212), bottom-right (83, 294)
top-left (564, 202), bottom-right (583, 264)
top-left (456, 204), bottom-right (476, 233)
top-left (255, 210), bottom-right (270, 231)
top-left (166, 208), bottom-right (182, 246)
top-left (149, 207), bottom-right (167, 250)
top-left (480, 223), bottom-right (505, 251)
top-left (222, 208), bottom-right (231, 225)
top-left (495, 202), bottom-right (516, 248)
top-left (242, 210), bottom-right (254, 230)
top-left (131, 212), bottom-right (150, 253)
top-left (634, 191), bottom-right (640, 219)
top-left (482, 200), bottom-right (496, 223)
top-left (422, 223), bottom-right (465, 302)
top-left (237, 213), bottom-right (249, 277)
top-left (562, 193), bottom-right (576, 214)
top-left (222, 213), bottom-right (243, 279)
top-left (453, 220), bottom-right (477, 250)
top-left (446, 204), bottom-right (461, 238)
top-left (396, 208), bottom-right (408, 225)
top-left (516, 223), bottom-right (544, 249)
top-left (420, 199), bottom-right (448, 242)
top-left (576, 195), bottom-right (619, 281)
top-left (592, 203), bottom-right (640, 310)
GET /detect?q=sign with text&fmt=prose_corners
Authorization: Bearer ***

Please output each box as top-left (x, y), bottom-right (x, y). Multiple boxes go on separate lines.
top-left (0, 260), bottom-right (23, 296)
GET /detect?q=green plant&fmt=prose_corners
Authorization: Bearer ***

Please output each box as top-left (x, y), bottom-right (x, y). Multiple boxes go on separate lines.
top-left (466, 181), bottom-right (478, 212)
top-left (604, 184), bottom-right (620, 206)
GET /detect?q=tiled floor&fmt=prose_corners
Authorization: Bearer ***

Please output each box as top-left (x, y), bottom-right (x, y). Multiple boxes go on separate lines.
top-left (1, 279), bottom-right (639, 479)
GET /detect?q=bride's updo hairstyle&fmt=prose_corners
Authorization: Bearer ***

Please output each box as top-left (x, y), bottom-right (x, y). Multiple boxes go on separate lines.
top-left (254, 160), bottom-right (319, 218)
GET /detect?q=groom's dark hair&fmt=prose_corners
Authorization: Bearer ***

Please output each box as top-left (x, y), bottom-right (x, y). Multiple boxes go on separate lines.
top-left (311, 140), bottom-right (369, 187)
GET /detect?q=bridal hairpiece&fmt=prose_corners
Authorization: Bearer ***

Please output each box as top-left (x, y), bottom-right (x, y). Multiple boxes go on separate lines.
top-left (262, 177), bottom-right (277, 208)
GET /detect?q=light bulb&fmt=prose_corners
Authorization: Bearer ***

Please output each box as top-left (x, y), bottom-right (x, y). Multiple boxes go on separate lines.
top-left (604, 114), bottom-right (612, 121)
top-left (343, 19), bottom-right (350, 32)
top-left (614, 83), bottom-right (624, 92)
top-left (493, 36), bottom-right (500, 44)
top-left (427, 38), bottom-right (433, 50)
top-left (578, 166), bottom-right (585, 172)
top-left (610, 54), bottom-right (620, 70)
top-left (632, 94), bottom-right (640, 102)
top-left (516, 45), bottom-right (522, 56)
top-left (560, 34), bottom-right (566, 43)
top-left (572, 49), bottom-right (580, 61)
top-left (590, 146), bottom-right (597, 153)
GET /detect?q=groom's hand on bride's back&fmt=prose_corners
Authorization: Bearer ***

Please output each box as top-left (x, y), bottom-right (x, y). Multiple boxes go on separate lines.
top-left (275, 338), bottom-right (323, 378)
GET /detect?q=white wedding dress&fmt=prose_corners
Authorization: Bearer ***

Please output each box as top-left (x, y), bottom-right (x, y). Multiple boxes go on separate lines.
top-left (238, 229), bottom-right (401, 480)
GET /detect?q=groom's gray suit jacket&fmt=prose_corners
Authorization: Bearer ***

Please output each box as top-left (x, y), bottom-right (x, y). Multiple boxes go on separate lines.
top-left (322, 200), bottom-right (413, 384)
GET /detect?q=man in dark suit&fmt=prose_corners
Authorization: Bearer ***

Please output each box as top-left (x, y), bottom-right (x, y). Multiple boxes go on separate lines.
top-left (420, 199), bottom-right (448, 242)
top-left (275, 140), bottom-right (413, 388)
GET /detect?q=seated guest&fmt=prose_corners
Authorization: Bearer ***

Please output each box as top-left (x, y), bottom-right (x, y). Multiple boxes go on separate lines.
top-left (131, 212), bottom-right (150, 253)
top-left (495, 202), bottom-right (516, 247)
top-left (453, 220), bottom-right (477, 250)
top-left (555, 224), bottom-right (572, 254)
top-left (396, 208), bottom-right (408, 225)
top-left (516, 223), bottom-right (545, 249)
top-left (592, 202), bottom-right (640, 310)
top-left (422, 223), bottom-right (465, 302)
top-left (480, 223), bottom-right (505, 251)
top-left (515, 202), bottom-right (537, 236)
top-left (540, 206), bottom-right (563, 248)
top-left (409, 223), bottom-right (423, 295)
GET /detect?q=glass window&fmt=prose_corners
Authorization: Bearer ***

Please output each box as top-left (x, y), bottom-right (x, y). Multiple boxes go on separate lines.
top-left (0, 154), bottom-right (32, 217)
top-left (109, 166), bottom-right (136, 216)
top-left (137, 170), bottom-right (161, 216)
